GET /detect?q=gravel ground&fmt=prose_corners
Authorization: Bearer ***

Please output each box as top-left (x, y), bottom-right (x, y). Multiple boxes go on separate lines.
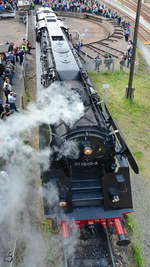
top-left (131, 174), bottom-right (150, 266)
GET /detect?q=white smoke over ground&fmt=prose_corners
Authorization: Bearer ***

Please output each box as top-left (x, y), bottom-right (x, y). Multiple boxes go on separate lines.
top-left (138, 39), bottom-right (150, 67)
top-left (54, 140), bottom-right (80, 160)
top-left (0, 82), bottom-right (84, 266)
top-left (80, 28), bottom-right (89, 41)
top-left (0, 82), bottom-right (84, 138)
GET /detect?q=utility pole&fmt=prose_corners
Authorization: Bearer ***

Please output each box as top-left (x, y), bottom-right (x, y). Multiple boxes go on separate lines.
top-left (126, 0), bottom-right (142, 99)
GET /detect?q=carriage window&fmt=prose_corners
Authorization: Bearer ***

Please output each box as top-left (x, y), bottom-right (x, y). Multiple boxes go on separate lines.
top-left (47, 19), bottom-right (56, 22)
top-left (43, 10), bottom-right (51, 13)
top-left (52, 36), bottom-right (64, 41)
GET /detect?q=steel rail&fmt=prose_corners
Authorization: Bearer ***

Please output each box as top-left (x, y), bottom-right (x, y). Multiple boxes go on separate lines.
top-left (61, 224), bottom-right (118, 267)
top-left (102, 0), bottom-right (150, 43)
top-left (85, 43), bottom-right (119, 58)
top-left (90, 41), bottom-right (124, 54)
top-left (122, 0), bottom-right (150, 21)
top-left (79, 49), bottom-right (94, 59)
top-left (104, 227), bottom-right (117, 267)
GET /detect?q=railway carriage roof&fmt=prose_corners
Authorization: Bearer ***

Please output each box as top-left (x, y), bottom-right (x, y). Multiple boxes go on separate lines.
top-left (37, 13), bottom-right (56, 21)
top-left (46, 23), bottom-right (64, 35)
top-left (37, 7), bottom-right (54, 14)
top-left (37, 20), bottom-right (46, 29)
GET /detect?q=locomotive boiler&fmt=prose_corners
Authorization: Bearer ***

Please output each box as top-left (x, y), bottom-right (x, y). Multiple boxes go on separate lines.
top-left (36, 7), bottom-right (139, 249)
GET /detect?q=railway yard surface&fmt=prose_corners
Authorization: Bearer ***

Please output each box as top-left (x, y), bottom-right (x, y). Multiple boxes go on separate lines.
top-left (0, 0), bottom-right (150, 266)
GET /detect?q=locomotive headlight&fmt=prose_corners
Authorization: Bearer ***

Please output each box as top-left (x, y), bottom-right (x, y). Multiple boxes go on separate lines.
top-left (112, 195), bottom-right (120, 203)
top-left (59, 201), bottom-right (67, 207)
top-left (84, 145), bottom-right (93, 156)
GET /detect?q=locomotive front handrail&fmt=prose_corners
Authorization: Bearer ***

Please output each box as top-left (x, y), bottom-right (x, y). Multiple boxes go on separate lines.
top-left (104, 104), bottom-right (139, 174)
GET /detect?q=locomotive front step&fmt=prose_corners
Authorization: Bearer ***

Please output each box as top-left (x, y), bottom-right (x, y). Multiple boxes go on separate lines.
top-left (72, 179), bottom-right (102, 191)
top-left (72, 190), bottom-right (104, 207)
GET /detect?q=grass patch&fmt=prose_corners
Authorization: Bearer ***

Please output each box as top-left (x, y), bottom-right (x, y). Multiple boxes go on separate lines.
top-left (88, 69), bottom-right (150, 178)
top-left (133, 151), bottom-right (143, 160)
top-left (25, 89), bottom-right (31, 103)
top-left (137, 49), bottom-right (149, 74)
top-left (125, 214), bottom-right (135, 233)
top-left (138, 165), bottom-right (145, 171)
top-left (125, 214), bottom-right (145, 266)
top-left (14, 240), bottom-right (25, 266)
top-left (132, 245), bottom-right (145, 267)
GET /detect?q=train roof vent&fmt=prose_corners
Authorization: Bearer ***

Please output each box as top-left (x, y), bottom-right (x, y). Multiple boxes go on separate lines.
top-left (46, 19), bottom-right (57, 22)
top-left (52, 36), bottom-right (64, 41)
top-left (54, 46), bottom-right (69, 54)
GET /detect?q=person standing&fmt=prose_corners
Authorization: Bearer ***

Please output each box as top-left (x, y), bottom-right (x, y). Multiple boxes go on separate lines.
top-left (8, 92), bottom-right (18, 112)
top-left (124, 29), bottom-right (130, 42)
top-left (27, 40), bottom-right (31, 54)
top-left (120, 53), bottom-right (127, 70)
top-left (18, 49), bottom-right (24, 65)
top-left (95, 55), bottom-right (102, 72)
top-left (77, 41), bottom-right (82, 53)
top-left (0, 99), bottom-right (5, 119)
top-left (3, 83), bottom-right (11, 103)
top-left (104, 55), bottom-right (113, 70)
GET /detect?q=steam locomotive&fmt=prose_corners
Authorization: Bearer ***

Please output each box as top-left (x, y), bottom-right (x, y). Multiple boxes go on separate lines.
top-left (36, 7), bottom-right (138, 248)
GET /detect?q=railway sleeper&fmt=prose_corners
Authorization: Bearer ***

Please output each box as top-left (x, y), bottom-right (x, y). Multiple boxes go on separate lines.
top-left (61, 223), bottom-right (117, 267)
top-left (68, 258), bottom-right (108, 267)
top-left (111, 35), bottom-right (123, 39)
top-left (87, 43), bottom-right (123, 55)
top-left (113, 31), bottom-right (123, 35)
top-left (114, 29), bottom-right (123, 32)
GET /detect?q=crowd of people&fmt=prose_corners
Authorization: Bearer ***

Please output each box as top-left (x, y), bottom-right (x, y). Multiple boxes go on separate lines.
top-left (0, 0), bottom-right (17, 13)
top-left (0, 39), bottom-right (32, 119)
top-left (43, 0), bottom-right (121, 18)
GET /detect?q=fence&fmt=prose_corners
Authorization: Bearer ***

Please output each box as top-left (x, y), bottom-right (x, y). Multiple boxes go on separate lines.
top-left (79, 53), bottom-right (131, 72)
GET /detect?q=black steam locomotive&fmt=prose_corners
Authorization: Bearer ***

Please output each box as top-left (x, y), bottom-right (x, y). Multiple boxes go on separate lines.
top-left (36, 7), bottom-right (138, 248)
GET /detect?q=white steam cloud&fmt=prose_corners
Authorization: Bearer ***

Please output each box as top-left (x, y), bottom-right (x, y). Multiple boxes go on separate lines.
top-left (54, 140), bottom-right (79, 160)
top-left (0, 82), bottom-right (84, 266)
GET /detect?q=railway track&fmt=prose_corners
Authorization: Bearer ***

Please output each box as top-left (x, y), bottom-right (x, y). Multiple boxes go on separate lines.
top-left (122, 0), bottom-right (150, 22)
top-left (0, 232), bottom-right (17, 267)
top-left (84, 41), bottom-right (124, 59)
top-left (62, 224), bottom-right (117, 267)
top-left (73, 17), bottom-right (126, 65)
top-left (103, 0), bottom-right (150, 43)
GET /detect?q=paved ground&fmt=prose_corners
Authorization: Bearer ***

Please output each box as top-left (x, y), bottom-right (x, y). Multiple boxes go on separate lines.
top-left (62, 16), bottom-right (111, 44)
top-left (0, 18), bottom-right (25, 46)
top-left (0, 17), bottom-right (26, 109)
